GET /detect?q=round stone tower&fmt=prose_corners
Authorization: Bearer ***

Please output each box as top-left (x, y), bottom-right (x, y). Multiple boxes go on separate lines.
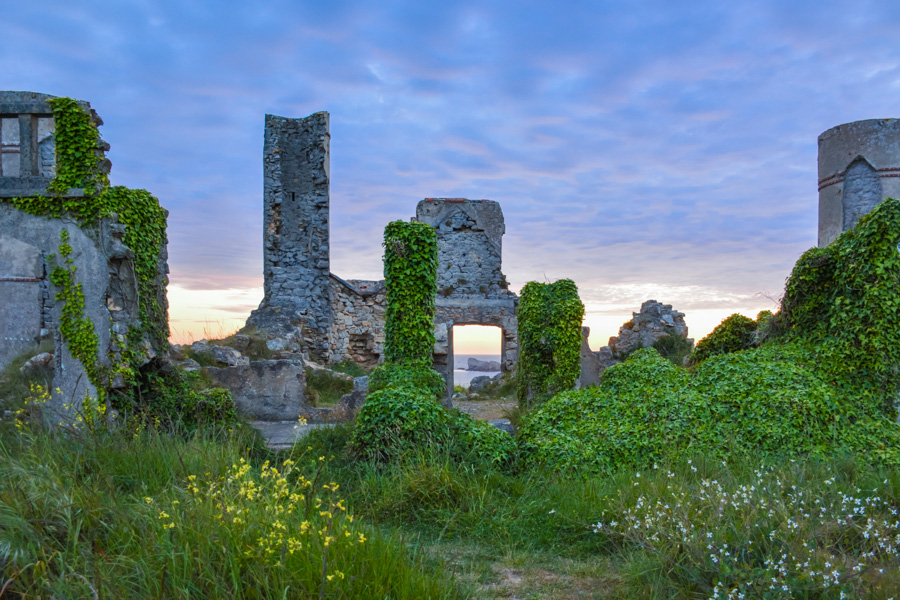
top-left (818, 118), bottom-right (900, 247)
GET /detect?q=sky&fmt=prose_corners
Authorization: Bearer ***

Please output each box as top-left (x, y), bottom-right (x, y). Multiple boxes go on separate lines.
top-left (4, 0), bottom-right (900, 354)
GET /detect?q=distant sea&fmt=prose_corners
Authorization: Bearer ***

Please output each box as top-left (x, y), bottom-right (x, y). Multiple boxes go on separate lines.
top-left (453, 353), bottom-right (501, 388)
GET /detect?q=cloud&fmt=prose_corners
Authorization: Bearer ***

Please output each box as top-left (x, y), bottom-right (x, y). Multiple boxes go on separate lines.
top-left (3, 0), bottom-right (899, 343)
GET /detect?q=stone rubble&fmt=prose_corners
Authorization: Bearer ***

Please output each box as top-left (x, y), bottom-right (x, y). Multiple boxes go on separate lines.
top-left (607, 300), bottom-right (689, 359)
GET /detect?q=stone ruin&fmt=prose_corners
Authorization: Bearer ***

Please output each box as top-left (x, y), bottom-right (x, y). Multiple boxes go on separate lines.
top-left (241, 111), bottom-right (520, 403)
top-left (0, 91), bottom-right (169, 416)
top-left (577, 300), bottom-right (690, 383)
top-left (818, 118), bottom-right (900, 247)
top-left (5, 94), bottom-right (896, 423)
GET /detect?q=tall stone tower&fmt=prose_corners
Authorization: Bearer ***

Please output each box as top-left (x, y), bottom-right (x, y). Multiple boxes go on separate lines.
top-left (246, 112), bottom-right (333, 359)
top-left (818, 119), bottom-right (900, 247)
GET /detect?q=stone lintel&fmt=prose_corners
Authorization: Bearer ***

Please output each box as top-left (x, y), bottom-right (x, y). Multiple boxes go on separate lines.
top-left (436, 297), bottom-right (517, 310)
top-left (0, 102), bottom-right (53, 115)
top-left (0, 182), bottom-right (84, 198)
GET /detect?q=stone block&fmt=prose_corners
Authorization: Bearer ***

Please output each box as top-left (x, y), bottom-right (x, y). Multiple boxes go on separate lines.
top-left (205, 359), bottom-right (309, 421)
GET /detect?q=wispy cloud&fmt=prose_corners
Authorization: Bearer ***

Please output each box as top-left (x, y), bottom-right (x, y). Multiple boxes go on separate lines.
top-left (3, 0), bottom-right (899, 344)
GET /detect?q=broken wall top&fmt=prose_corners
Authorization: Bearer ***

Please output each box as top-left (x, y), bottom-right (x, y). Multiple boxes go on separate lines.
top-left (0, 91), bottom-right (104, 198)
top-left (415, 198), bottom-right (511, 299)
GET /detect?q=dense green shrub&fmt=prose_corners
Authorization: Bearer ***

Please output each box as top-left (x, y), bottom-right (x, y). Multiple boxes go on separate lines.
top-left (782, 197), bottom-right (900, 416)
top-left (519, 344), bottom-right (900, 473)
top-left (123, 364), bottom-right (238, 429)
top-left (686, 313), bottom-right (757, 365)
top-left (368, 362), bottom-right (445, 400)
top-left (516, 279), bottom-right (585, 408)
top-left (447, 410), bottom-right (517, 466)
top-left (350, 385), bottom-right (448, 461)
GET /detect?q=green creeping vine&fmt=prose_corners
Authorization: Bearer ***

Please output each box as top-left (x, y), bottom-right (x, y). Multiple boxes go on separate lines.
top-left (3, 97), bottom-right (169, 401)
top-left (381, 220), bottom-right (439, 365)
top-left (782, 196), bottom-right (900, 417)
top-left (521, 198), bottom-right (900, 473)
top-left (516, 279), bottom-right (584, 408)
top-left (49, 229), bottom-right (103, 401)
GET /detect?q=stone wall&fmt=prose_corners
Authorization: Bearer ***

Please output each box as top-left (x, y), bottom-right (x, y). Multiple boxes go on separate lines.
top-left (0, 91), bottom-right (169, 420)
top-left (326, 276), bottom-right (385, 369)
top-left (416, 198), bottom-right (509, 298)
top-left (818, 119), bottom-right (900, 247)
top-left (246, 112), bottom-right (333, 359)
top-left (243, 115), bottom-right (520, 404)
top-left (415, 199), bottom-right (518, 400)
top-left (0, 205), bottom-right (159, 416)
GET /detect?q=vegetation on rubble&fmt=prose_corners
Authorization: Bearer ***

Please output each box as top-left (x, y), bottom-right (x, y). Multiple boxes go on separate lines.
top-left (521, 197), bottom-right (900, 476)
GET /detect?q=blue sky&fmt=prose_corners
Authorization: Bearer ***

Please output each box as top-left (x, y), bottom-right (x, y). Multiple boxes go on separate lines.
top-left (4, 0), bottom-right (900, 350)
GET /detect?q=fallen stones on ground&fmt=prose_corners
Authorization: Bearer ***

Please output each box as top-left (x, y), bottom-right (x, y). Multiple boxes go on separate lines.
top-left (190, 341), bottom-right (250, 367)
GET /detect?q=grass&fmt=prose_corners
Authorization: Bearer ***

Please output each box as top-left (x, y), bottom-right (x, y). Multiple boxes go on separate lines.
top-left (0, 420), bottom-right (460, 599)
top-left (5, 395), bottom-right (900, 598)
top-left (302, 426), bottom-right (900, 599)
top-left (306, 368), bottom-right (354, 407)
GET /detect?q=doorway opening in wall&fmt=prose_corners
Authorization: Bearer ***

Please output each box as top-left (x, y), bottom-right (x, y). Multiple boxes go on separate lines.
top-left (452, 325), bottom-right (502, 389)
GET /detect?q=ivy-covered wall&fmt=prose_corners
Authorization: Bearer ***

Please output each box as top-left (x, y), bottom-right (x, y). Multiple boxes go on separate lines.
top-left (516, 279), bottom-right (585, 408)
top-left (0, 92), bottom-right (170, 418)
top-left (381, 220), bottom-right (439, 365)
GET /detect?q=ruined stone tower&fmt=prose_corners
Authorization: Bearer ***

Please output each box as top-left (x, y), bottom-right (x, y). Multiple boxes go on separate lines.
top-left (818, 119), bottom-right (900, 247)
top-left (246, 112), bottom-right (333, 359)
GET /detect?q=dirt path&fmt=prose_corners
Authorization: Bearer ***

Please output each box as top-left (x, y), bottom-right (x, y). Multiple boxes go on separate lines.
top-left (453, 397), bottom-right (517, 421)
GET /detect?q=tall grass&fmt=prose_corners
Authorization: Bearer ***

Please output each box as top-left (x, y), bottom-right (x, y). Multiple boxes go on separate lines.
top-left (304, 427), bottom-right (900, 598)
top-left (0, 422), bottom-right (461, 599)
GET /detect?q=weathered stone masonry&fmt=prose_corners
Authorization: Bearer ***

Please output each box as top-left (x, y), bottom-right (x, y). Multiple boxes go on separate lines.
top-left (416, 198), bottom-right (518, 398)
top-left (818, 119), bottom-right (900, 247)
top-left (0, 91), bottom-right (169, 417)
top-left (246, 112), bottom-right (333, 358)
top-left (245, 112), bottom-right (519, 399)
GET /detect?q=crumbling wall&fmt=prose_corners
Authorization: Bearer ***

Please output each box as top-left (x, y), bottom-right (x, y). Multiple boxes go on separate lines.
top-left (0, 91), bottom-right (170, 420)
top-left (416, 198), bottom-right (509, 298)
top-left (243, 117), bottom-right (521, 404)
top-left (246, 112), bottom-right (333, 359)
top-left (415, 199), bottom-right (518, 399)
top-left (0, 205), bottom-right (147, 413)
top-left (327, 276), bottom-right (385, 369)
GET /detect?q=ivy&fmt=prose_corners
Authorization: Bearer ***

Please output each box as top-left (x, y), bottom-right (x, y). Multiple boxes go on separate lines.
top-left (48, 229), bottom-right (103, 402)
top-left (381, 220), bottom-right (439, 365)
top-left (520, 198), bottom-right (900, 473)
top-left (686, 313), bottom-right (758, 365)
top-left (516, 279), bottom-right (584, 409)
top-left (1, 97), bottom-right (169, 407)
top-left (781, 196), bottom-right (900, 417)
top-left (103, 186), bottom-right (169, 347)
top-left (47, 96), bottom-right (109, 200)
